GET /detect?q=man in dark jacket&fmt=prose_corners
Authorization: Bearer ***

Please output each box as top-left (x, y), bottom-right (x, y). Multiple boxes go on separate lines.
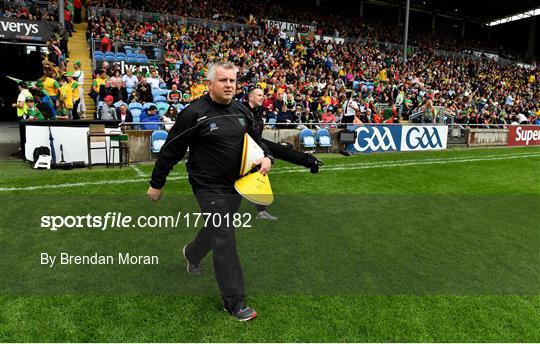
top-left (147, 62), bottom-right (273, 322)
top-left (245, 86), bottom-right (323, 221)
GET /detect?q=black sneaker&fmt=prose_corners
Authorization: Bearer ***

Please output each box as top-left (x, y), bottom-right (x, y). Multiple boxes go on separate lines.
top-left (182, 245), bottom-right (202, 276)
top-left (310, 157), bottom-right (324, 174)
top-left (229, 306), bottom-right (257, 321)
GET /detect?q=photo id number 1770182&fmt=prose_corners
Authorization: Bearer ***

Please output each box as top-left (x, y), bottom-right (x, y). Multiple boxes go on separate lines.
top-left (183, 212), bottom-right (252, 228)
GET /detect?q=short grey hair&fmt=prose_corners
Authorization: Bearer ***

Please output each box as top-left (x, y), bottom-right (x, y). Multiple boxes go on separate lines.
top-left (206, 61), bottom-right (237, 82)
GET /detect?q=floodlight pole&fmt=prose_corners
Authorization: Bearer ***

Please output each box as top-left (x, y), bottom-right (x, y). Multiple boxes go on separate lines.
top-left (403, 0), bottom-right (410, 64)
top-left (59, 0), bottom-right (65, 28)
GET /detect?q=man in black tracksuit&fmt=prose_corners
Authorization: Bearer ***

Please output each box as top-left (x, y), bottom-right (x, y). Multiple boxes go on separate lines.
top-left (147, 62), bottom-right (273, 321)
top-left (245, 86), bottom-right (323, 220)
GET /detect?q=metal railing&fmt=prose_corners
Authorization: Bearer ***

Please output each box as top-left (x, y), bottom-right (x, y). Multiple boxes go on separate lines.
top-left (87, 6), bottom-right (259, 33)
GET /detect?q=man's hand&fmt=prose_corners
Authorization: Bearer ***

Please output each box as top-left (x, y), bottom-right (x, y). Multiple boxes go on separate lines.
top-left (147, 186), bottom-right (163, 201)
top-left (255, 157), bottom-right (272, 176)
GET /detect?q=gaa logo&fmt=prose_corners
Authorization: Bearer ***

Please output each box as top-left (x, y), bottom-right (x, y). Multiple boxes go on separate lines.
top-left (404, 127), bottom-right (443, 149)
top-left (354, 126), bottom-right (399, 152)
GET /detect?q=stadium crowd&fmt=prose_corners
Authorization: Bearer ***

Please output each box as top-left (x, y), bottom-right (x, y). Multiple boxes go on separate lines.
top-left (12, 0), bottom-right (540, 127)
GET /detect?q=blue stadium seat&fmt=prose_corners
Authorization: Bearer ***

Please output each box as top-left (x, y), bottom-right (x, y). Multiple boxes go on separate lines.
top-left (151, 89), bottom-right (162, 99)
top-left (138, 57), bottom-right (149, 63)
top-left (173, 103), bottom-right (185, 112)
top-left (114, 101), bottom-right (127, 109)
top-left (151, 130), bottom-right (168, 153)
top-left (115, 55), bottom-right (126, 62)
top-left (155, 102), bottom-right (170, 118)
top-left (299, 128), bottom-right (316, 148)
top-left (93, 51), bottom-right (104, 56)
top-left (143, 102), bottom-right (156, 110)
top-left (94, 54), bottom-right (104, 61)
top-left (267, 117), bottom-right (277, 129)
top-left (128, 102), bottom-right (143, 111)
top-left (315, 128), bottom-right (332, 152)
top-left (105, 55), bottom-right (116, 62)
top-left (127, 57), bottom-right (138, 63)
top-left (126, 53), bottom-right (137, 59)
top-left (159, 82), bottom-right (167, 89)
top-left (153, 95), bottom-right (167, 102)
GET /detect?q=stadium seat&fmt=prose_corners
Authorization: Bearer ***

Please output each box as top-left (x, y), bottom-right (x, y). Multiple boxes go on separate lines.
top-left (126, 53), bottom-right (137, 59)
top-left (156, 102), bottom-right (170, 118)
top-left (299, 128), bottom-right (316, 148)
top-left (315, 128), bottom-right (332, 152)
top-left (159, 82), bottom-right (167, 89)
top-left (94, 54), bottom-right (104, 61)
top-left (128, 102), bottom-right (143, 111)
top-left (143, 102), bottom-right (156, 110)
top-left (153, 95), bottom-right (167, 102)
top-left (151, 130), bottom-right (168, 153)
top-left (138, 57), bottom-right (149, 63)
top-left (105, 55), bottom-right (116, 62)
top-left (267, 117), bottom-right (277, 129)
top-left (114, 101), bottom-right (127, 109)
top-left (127, 57), bottom-right (138, 63)
top-left (126, 87), bottom-right (134, 95)
top-left (151, 89), bottom-right (162, 99)
top-left (93, 51), bottom-right (104, 56)
top-left (115, 55), bottom-right (126, 62)
top-left (173, 103), bottom-right (185, 112)
top-left (123, 45), bottom-right (133, 53)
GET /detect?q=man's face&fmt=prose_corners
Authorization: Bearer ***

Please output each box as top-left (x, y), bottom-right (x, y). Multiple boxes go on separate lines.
top-left (208, 67), bottom-right (236, 104)
top-left (249, 88), bottom-right (264, 107)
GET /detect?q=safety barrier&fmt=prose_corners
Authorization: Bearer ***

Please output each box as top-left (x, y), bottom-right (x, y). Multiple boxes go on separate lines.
top-left (20, 121), bottom-right (539, 164)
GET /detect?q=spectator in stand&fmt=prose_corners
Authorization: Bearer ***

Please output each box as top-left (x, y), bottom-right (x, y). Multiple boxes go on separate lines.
top-left (25, 96), bottom-right (45, 120)
top-left (65, 72), bottom-right (80, 120)
top-left (100, 34), bottom-right (112, 52)
top-left (99, 95), bottom-right (117, 120)
top-left (167, 84), bottom-right (182, 104)
top-left (73, 0), bottom-right (82, 23)
top-left (140, 105), bottom-right (160, 130)
top-left (73, 60), bottom-right (86, 118)
top-left (117, 104), bottom-right (133, 128)
top-left (137, 78), bottom-right (153, 103)
top-left (146, 69), bottom-right (164, 89)
top-left (122, 69), bottom-right (139, 90)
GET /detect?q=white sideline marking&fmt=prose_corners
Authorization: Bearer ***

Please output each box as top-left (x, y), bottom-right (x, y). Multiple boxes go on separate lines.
top-left (0, 153), bottom-right (538, 192)
top-left (130, 165), bottom-right (146, 177)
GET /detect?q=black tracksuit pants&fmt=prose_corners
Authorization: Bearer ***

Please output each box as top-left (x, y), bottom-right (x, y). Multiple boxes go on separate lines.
top-left (184, 188), bottom-right (245, 313)
top-left (256, 139), bottom-right (316, 212)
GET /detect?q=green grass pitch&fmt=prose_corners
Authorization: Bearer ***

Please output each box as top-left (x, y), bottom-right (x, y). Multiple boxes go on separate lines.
top-left (0, 146), bottom-right (539, 342)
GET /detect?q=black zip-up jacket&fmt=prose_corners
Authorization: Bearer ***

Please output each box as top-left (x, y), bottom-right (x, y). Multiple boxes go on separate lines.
top-left (150, 94), bottom-right (272, 190)
top-left (244, 103), bottom-right (264, 140)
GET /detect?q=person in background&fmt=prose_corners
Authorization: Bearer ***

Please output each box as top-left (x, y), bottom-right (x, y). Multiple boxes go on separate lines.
top-left (140, 105), bottom-right (160, 130)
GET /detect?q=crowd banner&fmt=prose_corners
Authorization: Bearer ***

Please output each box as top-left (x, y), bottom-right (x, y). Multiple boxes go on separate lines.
top-left (0, 17), bottom-right (58, 42)
top-left (95, 60), bottom-right (163, 75)
top-left (264, 19), bottom-right (315, 34)
top-left (507, 125), bottom-right (540, 147)
top-left (347, 125), bottom-right (448, 153)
